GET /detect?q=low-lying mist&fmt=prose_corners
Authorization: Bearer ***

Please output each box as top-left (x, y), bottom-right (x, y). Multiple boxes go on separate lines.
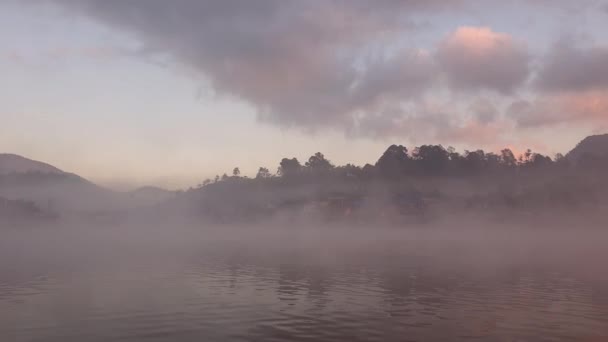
top-left (3, 219), bottom-right (608, 341)
top-left (3, 221), bottom-right (608, 279)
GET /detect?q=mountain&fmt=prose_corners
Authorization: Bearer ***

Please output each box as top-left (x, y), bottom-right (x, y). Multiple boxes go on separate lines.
top-left (0, 153), bottom-right (63, 175)
top-left (566, 134), bottom-right (608, 162)
top-left (0, 154), bottom-right (179, 218)
top-left (0, 154), bottom-right (127, 215)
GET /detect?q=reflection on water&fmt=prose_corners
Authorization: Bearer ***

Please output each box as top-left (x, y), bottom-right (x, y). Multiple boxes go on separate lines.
top-left (1, 225), bottom-right (608, 341)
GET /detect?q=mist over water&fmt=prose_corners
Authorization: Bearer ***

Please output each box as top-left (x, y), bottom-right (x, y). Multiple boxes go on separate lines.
top-left (2, 223), bottom-right (608, 342)
top-left (3, 138), bottom-right (608, 341)
top-left (4, 0), bottom-right (608, 340)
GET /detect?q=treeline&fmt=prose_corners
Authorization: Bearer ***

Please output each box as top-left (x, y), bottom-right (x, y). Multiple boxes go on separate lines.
top-left (196, 145), bottom-right (570, 187)
top-left (172, 143), bottom-right (608, 224)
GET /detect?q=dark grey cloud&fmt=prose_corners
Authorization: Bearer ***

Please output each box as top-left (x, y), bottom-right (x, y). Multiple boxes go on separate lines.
top-left (536, 39), bottom-right (608, 92)
top-left (348, 51), bottom-right (437, 111)
top-left (46, 0), bottom-right (458, 131)
top-left (436, 27), bottom-right (530, 94)
top-left (38, 0), bottom-right (604, 140)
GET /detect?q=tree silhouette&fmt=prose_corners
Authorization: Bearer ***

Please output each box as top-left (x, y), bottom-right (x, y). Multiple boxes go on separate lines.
top-left (523, 149), bottom-right (533, 164)
top-left (362, 163), bottom-right (375, 179)
top-left (529, 153), bottom-right (553, 168)
top-left (335, 163), bottom-right (363, 179)
top-left (278, 158), bottom-right (302, 177)
top-left (376, 145), bottom-right (409, 179)
top-left (412, 145), bottom-right (449, 176)
top-left (305, 152), bottom-right (334, 174)
top-left (500, 149), bottom-right (517, 167)
top-left (182, 137), bottom-right (608, 225)
top-left (256, 167), bottom-right (272, 179)
top-left (463, 150), bottom-right (486, 174)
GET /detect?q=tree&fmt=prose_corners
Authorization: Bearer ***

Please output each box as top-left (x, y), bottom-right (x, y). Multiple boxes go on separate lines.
top-left (485, 152), bottom-right (501, 171)
top-left (278, 157), bottom-right (302, 177)
top-left (553, 153), bottom-right (569, 168)
top-left (500, 149), bottom-right (517, 168)
top-left (412, 145), bottom-right (449, 176)
top-left (256, 167), bottom-right (271, 179)
top-left (447, 146), bottom-right (462, 162)
top-left (233, 167), bottom-right (241, 177)
top-left (305, 152), bottom-right (334, 173)
top-left (529, 153), bottom-right (553, 168)
top-left (463, 149), bottom-right (486, 174)
top-left (375, 144), bottom-right (409, 179)
top-left (446, 147), bottom-right (465, 175)
top-left (335, 163), bottom-right (362, 179)
top-left (361, 163), bottom-right (375, 179)
top-left (523, 149), bottom-right (533, 164)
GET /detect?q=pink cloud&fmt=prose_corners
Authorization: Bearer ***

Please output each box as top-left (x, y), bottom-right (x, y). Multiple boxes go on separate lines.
top-left (437, 26), bottom-right (530, 93)
top-left (509, 91), bottom-right (608, 127)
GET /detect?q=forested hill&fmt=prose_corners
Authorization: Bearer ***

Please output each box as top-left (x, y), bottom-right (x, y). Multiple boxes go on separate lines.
top-left (566, 134), bottom-right (608, 162)
top-left (166, 135), bottom-right (608, 224)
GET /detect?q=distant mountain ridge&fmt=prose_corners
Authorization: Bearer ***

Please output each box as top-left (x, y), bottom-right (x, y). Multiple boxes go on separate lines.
top-left (0, 153), bottom-right (64, 175)
top-left (0, 153), bottom-right (174, 215)
top-left (0, 154), bottom-right (115, 214)
top-left (566, 134), bottom-right (608, 162)
top-left (2, 132), bottom-right (608, 219)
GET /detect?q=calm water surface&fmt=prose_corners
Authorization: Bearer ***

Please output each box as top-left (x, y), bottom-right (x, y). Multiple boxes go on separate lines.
top-left (1, 225), bottom-right (608, 341)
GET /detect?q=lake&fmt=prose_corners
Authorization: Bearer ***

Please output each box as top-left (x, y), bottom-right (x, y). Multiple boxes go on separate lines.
top-left (1, 224), bottom-right (608, 341)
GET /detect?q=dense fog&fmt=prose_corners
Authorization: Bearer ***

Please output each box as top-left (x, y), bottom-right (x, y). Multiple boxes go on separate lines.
top-left (3, 139), bottom-right (608, 340)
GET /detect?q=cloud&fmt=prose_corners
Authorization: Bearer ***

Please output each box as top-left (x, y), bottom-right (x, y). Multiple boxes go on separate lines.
top-left (525, 0), bottom-right (603, 12)
top-left (469, 98), bottom-right (499, 124)
top-left (40, 0), bottom-right (458, 131)
top-left (349, 99), bottom-right (511, 147)
top-left (348, 50), bottom-right (436, 111)
top-left (536, 39), bottom-right (608, 92)
top-left (436, 27), bottom-right (530, 94)
top-left (349, 104), bottom-right (449, 141)
top-left (35, 1), bottom-right (604, 143)
top-left (508, 91), bottom-right (608, 127)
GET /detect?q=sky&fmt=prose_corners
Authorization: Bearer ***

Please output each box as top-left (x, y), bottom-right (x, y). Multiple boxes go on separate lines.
top-left (1, 0), bottom-right (608, 190)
